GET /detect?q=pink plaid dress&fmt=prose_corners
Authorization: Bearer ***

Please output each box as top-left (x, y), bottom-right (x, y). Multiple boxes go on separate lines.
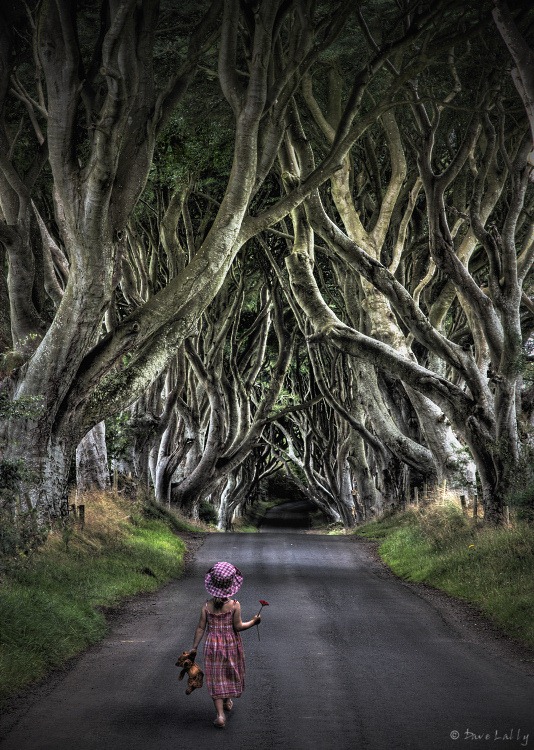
top-left (203, 601), bottom-right (245, 699)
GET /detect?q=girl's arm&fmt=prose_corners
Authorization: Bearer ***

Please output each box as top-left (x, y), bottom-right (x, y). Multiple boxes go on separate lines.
top-left (232, 600), bottom-right (261, 632)
top-left (191, 606), bottom-right (207, 650)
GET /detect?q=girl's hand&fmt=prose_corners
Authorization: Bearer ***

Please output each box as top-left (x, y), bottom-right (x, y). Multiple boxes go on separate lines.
top-left (254, 614), bottom-right (262, 625)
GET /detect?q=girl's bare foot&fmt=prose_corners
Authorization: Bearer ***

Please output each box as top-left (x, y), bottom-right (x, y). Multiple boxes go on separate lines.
top-left (223, 699), bottom-right (233, 711)
top-left (213, 716), bottom-right (226, 728)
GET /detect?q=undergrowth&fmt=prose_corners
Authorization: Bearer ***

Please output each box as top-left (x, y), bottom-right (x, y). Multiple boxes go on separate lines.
top-left (239, 498), bottom-right (280, 528)
top-left (0, 492), bottom-right (191, 705)
top-left (357, 503), bottom-right (534, 648)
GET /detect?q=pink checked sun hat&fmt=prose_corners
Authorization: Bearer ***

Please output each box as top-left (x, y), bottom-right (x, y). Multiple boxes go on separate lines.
top-left (204, 562), bottom-right (243, 598)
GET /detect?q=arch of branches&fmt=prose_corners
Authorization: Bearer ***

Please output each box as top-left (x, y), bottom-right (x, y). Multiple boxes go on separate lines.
top-left (1, 0), bottom-right (533, 531)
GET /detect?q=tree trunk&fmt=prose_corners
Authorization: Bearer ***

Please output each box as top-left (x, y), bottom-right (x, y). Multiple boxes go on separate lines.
top-left (217, 473), bottom-right (237, 531)
top-left (2, 0), bottom-right (301, 523)
top-left (337, 449), bottom-right (359, 526)
top-left (76, 422), bottom-right (110, 492)
top-left (347, 433), bottom-right (378, 521)
top-left (3, 421), bottom-right (70, 521)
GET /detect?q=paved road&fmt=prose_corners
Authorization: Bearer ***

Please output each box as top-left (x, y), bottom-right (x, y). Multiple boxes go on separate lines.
top-left (1, 533), bottom-right (533, 750)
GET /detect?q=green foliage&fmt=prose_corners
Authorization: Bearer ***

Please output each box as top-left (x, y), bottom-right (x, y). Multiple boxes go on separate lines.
top-left (148, 108), bottom-right (234, 193)
top-left (231, 522), bottom-right (260, 533)
top-left (508, 484), bottom-right (534, 523)
top-left (268, 389), bottom-right (302, 414)
top-left (140, 496), bottom-right (208, 532)
top-left (0, 504), bottom-right (46, 560)
top-left (240, 498), bottom-right (281, 528)
top-left (198, 499), bottom-right (217, 525)
top-left (0, 494), bottom-right (186, 704)
top-left (506, 443), bottom-right (534, 522)
top-left (0, 392), bottom-right (44, 420)
top-left (357, 505), bottom-right (534, 647)
top-left (105, 412), bottom-right (134, 462)
top-left (0, 458), bottom-right (31, 490)
top-left (356, 510), bottom-right (414, 540)
top-left (415, 502), bottom-right (474, 551)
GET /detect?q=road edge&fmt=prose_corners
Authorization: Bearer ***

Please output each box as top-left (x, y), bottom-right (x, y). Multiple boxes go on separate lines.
top-left (352, 535), bottom-right (534, 677)
top-left (0, 532), bottom-right (207, 743)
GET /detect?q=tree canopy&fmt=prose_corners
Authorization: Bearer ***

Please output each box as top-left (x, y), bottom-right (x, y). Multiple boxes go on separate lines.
top-left (1, 0), bottom-right (533, 530)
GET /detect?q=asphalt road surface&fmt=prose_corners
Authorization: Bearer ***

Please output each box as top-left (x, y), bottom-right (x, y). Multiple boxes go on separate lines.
top-left (1, 532), bottom-right (533, 750)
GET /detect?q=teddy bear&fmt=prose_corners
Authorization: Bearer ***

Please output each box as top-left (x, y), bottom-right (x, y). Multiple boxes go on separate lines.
top-left (175, 649), bottom-right (204, 694)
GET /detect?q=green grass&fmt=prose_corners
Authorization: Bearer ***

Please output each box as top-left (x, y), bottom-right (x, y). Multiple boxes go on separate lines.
top-left (142, 498), bottom-right (211, 533)
top-left (232, 522), bottom-right (260, 533)
top-left (357, 504), bottom-right (534, 648)
top-left (0, 493), bottom-right (187, 704)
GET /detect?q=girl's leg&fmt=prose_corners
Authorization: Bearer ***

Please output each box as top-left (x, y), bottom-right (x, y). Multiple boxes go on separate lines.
top-left (213, 698), bottom-right (225, 727)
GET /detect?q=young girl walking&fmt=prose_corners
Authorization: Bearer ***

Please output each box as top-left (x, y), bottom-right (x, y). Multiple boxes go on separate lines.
top-left (191, 562), bottom-right (261, 728)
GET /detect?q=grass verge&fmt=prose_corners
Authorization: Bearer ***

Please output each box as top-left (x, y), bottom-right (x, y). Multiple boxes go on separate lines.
top-left (0, 492), bottom-right (192, 705)
top-left (356, 503), bottom-right (534, 648)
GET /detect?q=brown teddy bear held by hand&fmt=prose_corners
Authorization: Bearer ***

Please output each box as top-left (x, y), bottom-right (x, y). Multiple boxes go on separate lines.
top-left (175, 649), bottom-right (204, 694)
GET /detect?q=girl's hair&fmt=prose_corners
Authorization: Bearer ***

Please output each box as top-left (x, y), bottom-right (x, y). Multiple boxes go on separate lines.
top-left (213, 596), bottom-right (228, 610)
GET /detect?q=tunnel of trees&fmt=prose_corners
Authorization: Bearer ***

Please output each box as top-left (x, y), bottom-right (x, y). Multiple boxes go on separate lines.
top-left (1, 0), bottom-right (533, 534)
